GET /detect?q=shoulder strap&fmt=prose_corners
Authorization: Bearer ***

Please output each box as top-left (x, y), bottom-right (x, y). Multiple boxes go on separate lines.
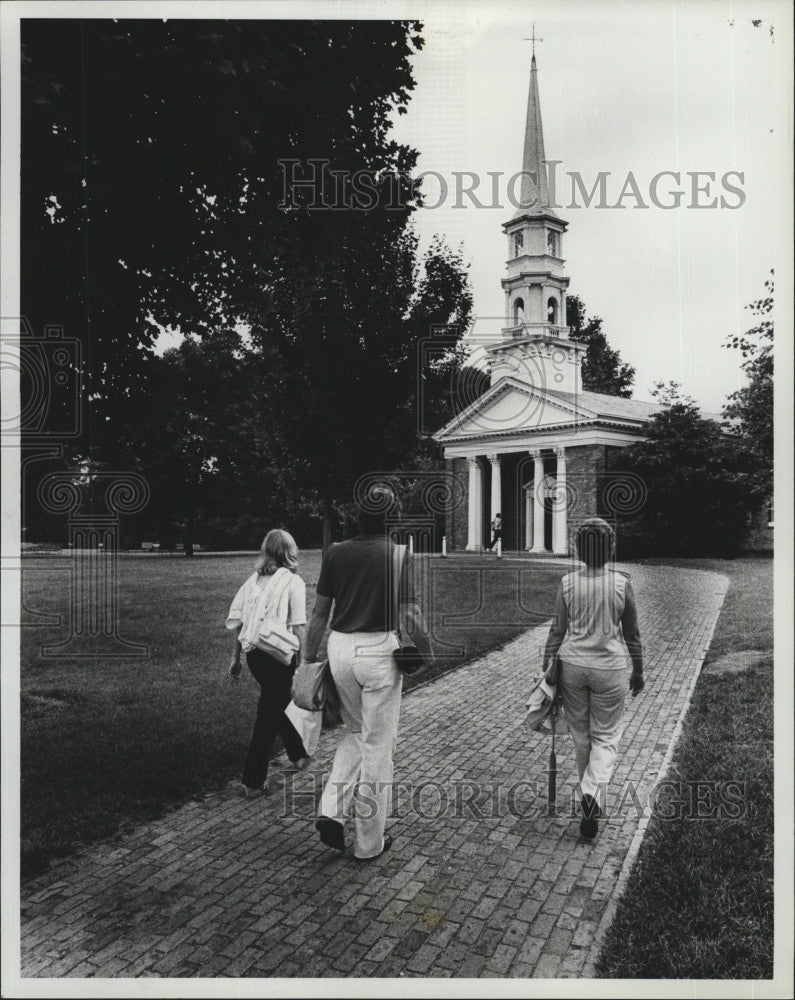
top-left (392, 544), bottom-right (407, 635)
top-left (261, 568), bottom-right (293, 623)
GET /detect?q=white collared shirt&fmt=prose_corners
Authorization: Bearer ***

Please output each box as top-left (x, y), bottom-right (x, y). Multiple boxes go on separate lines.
top-left (226, 569), bottom-right (307, 635)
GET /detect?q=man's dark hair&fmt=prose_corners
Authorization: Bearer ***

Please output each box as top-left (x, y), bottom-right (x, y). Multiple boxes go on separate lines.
top-left (356, 483), bottom-right (401, 535)
top-left (575, 517), bottom-right (615, 568)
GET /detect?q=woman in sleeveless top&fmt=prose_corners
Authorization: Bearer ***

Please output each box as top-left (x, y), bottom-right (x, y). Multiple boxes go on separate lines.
top-left (543, 518), bottom-right (645, 839)
top-left (226, 529), bottom-right (310, 798)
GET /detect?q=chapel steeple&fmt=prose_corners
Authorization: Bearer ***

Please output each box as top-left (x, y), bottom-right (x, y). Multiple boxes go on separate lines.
top-left (488, 49), bottom-right (582, 393)
top-left (515, 53), bottom-right (553, 216)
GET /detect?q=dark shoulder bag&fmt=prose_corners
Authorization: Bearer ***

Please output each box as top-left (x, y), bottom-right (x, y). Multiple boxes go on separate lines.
top-left (392, 543), bottom-right (424, 675)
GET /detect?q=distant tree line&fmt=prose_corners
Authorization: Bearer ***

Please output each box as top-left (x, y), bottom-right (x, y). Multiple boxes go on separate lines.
top-left (614, 273), bottom-right (774, 557)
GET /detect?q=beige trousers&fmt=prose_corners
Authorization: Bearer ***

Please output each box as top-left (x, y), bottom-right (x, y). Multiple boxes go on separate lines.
top-left (559, 660), bottom-right (630, 803)
top-left (318, 630), bottom-right (402, 858)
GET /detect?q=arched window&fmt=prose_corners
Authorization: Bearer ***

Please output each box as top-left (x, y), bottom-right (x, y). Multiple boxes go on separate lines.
top-left (547, 230), bottom-right (558, 256)
top-left (513, 298), bottom-right (525, 326)
top-left (513, 232), bottom-right (524, 257)
top-left (547, 297), bottom-right (558, 325)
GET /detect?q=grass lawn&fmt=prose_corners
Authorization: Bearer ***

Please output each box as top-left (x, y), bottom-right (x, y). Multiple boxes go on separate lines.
top-left (20, 551), bottom-right (566, 877)
top-left (597, 556), bottom-right (774, 979)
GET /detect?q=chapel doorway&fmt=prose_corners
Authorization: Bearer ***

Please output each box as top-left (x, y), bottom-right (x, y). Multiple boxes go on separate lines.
top-left (544, 499), bottom-right (553, 551)
top-left (543, 455), bottom-right (556, 551)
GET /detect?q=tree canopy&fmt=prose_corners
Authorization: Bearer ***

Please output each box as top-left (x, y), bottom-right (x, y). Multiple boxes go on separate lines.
top-left (615, 383), bottom-right (756, 556)
top-left (22, 19), bottom-right (472, 548)
top-left (566, 295), bottom-right (635, 397)
top-left (22, 20), bottom-right (425, 449)
top-left (723, 271), bottom-right (774, 500)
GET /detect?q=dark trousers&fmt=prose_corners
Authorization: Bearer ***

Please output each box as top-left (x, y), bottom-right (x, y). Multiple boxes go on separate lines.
top-left (487, 530), bottom-right (502, 551)
top-left (242, 648), bottom-right (306, 789)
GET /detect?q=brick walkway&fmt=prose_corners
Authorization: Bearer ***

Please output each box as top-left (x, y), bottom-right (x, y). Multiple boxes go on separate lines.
top-left (20, 565), bottom-right (728, 979)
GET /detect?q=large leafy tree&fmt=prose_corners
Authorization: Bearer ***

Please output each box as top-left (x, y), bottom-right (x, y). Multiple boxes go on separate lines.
top-left (616, 383), bottom-right (756, 557)
top-left (566, 295), bottom-right (635, 397)
top-left (723, 271), bottom-right (774, 500)
top-left (22, 19), bottom-right (472, 547)
top-left (21, 19), bottom-right (427, 448)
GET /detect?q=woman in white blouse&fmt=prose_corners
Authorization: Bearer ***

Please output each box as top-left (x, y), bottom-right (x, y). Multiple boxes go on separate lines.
top-left (543, 518), bottom-right (645, 839)
top-left (227, 529), bottom-right (310, 798)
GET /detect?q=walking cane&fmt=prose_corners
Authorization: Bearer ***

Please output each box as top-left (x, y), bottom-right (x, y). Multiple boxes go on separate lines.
top-left (548, 697), bottom-right (558, 816)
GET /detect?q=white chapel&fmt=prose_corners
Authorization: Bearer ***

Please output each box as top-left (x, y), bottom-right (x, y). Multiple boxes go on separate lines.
top-left (434, 52), bottom-right (659, 555)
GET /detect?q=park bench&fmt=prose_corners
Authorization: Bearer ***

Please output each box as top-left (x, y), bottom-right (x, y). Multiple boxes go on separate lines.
top-left (139, 541), bottom-right (204, 554)
top-left (23, 542), bottom-right (62, 555)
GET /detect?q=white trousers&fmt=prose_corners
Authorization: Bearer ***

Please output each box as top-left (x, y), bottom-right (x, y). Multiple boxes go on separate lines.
top-left (559, 660), bottom-right (630, 803)
top-left (318, 630), bottom-right (402, 859)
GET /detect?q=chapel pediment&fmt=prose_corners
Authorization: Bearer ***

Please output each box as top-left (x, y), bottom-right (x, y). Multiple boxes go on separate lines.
top-left (434, 378), bottom-right (596, 443)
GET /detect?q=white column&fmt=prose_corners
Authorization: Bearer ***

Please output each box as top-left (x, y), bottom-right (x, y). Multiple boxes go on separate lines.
top-left (488, 454), bottom-right (502, 538)
top-left (530, 449), bottom-right (546, 553)
top-left (466, 457), bottom-right (483, 551)
top-left (524, 486), bottom-right (533, 550)
top-left (553, 445), bottom-right (568, 555)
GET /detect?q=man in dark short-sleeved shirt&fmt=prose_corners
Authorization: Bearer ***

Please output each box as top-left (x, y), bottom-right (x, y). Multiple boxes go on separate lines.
top-left (315, 534), bottom-right (415, 633)
top-left (303, 488), bottom-right (432, 860)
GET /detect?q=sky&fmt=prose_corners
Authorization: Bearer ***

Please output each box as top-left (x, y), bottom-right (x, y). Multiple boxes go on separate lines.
top-left (2, 0), bottom-right (787, 412)
top-left (388, 0), bottom-right (786, 412)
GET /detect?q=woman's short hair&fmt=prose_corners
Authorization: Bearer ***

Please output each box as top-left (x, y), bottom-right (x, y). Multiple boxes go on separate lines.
top-left (575, 517), bottom-right (615, 568)
top-left (255, 529), bottom-right (299, 575)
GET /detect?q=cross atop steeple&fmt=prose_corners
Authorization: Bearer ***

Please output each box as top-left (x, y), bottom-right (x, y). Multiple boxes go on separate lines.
top-left (523, 24), bottom-right (543, 61)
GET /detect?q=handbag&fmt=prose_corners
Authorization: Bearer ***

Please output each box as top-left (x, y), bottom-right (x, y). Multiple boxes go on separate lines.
top-left (393, 641), bottom-right (424, 674)
top-left (242, 568), bottom-right (300, 665)
top-left (292, 657), bottom-right (331, 712)
top-left (392, 544), bottom-right (425, 675)
top-left (291, 658), bottom-right (343, 727)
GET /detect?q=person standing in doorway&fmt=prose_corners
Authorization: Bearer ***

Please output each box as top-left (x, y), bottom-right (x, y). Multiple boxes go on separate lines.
top-left (542, 517), bottom-right (645, 839)
top-left (303, 486), bottom-right (433, 861)
top-left (486, 512), bottom-right (502, 552)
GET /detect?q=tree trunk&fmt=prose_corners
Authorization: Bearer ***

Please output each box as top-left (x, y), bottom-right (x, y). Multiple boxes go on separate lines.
top-left (322, 499), bottom-right (334, 552)
top-left (183, 511), bottom-right (194, 558)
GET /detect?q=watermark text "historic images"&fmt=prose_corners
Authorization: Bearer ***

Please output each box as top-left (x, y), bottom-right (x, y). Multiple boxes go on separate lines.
top-left (279, 159), bottom-right (746, 212)
top-left (281, 775), bottom-right (748, 821)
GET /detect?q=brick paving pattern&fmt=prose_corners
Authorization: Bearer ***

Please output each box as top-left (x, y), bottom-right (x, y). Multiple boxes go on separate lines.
top-left (20, 565), bottom-right (728, 978)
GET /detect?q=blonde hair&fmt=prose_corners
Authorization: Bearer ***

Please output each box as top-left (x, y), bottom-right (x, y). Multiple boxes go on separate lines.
top-left (255, 529), bottom-right (299, 576)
